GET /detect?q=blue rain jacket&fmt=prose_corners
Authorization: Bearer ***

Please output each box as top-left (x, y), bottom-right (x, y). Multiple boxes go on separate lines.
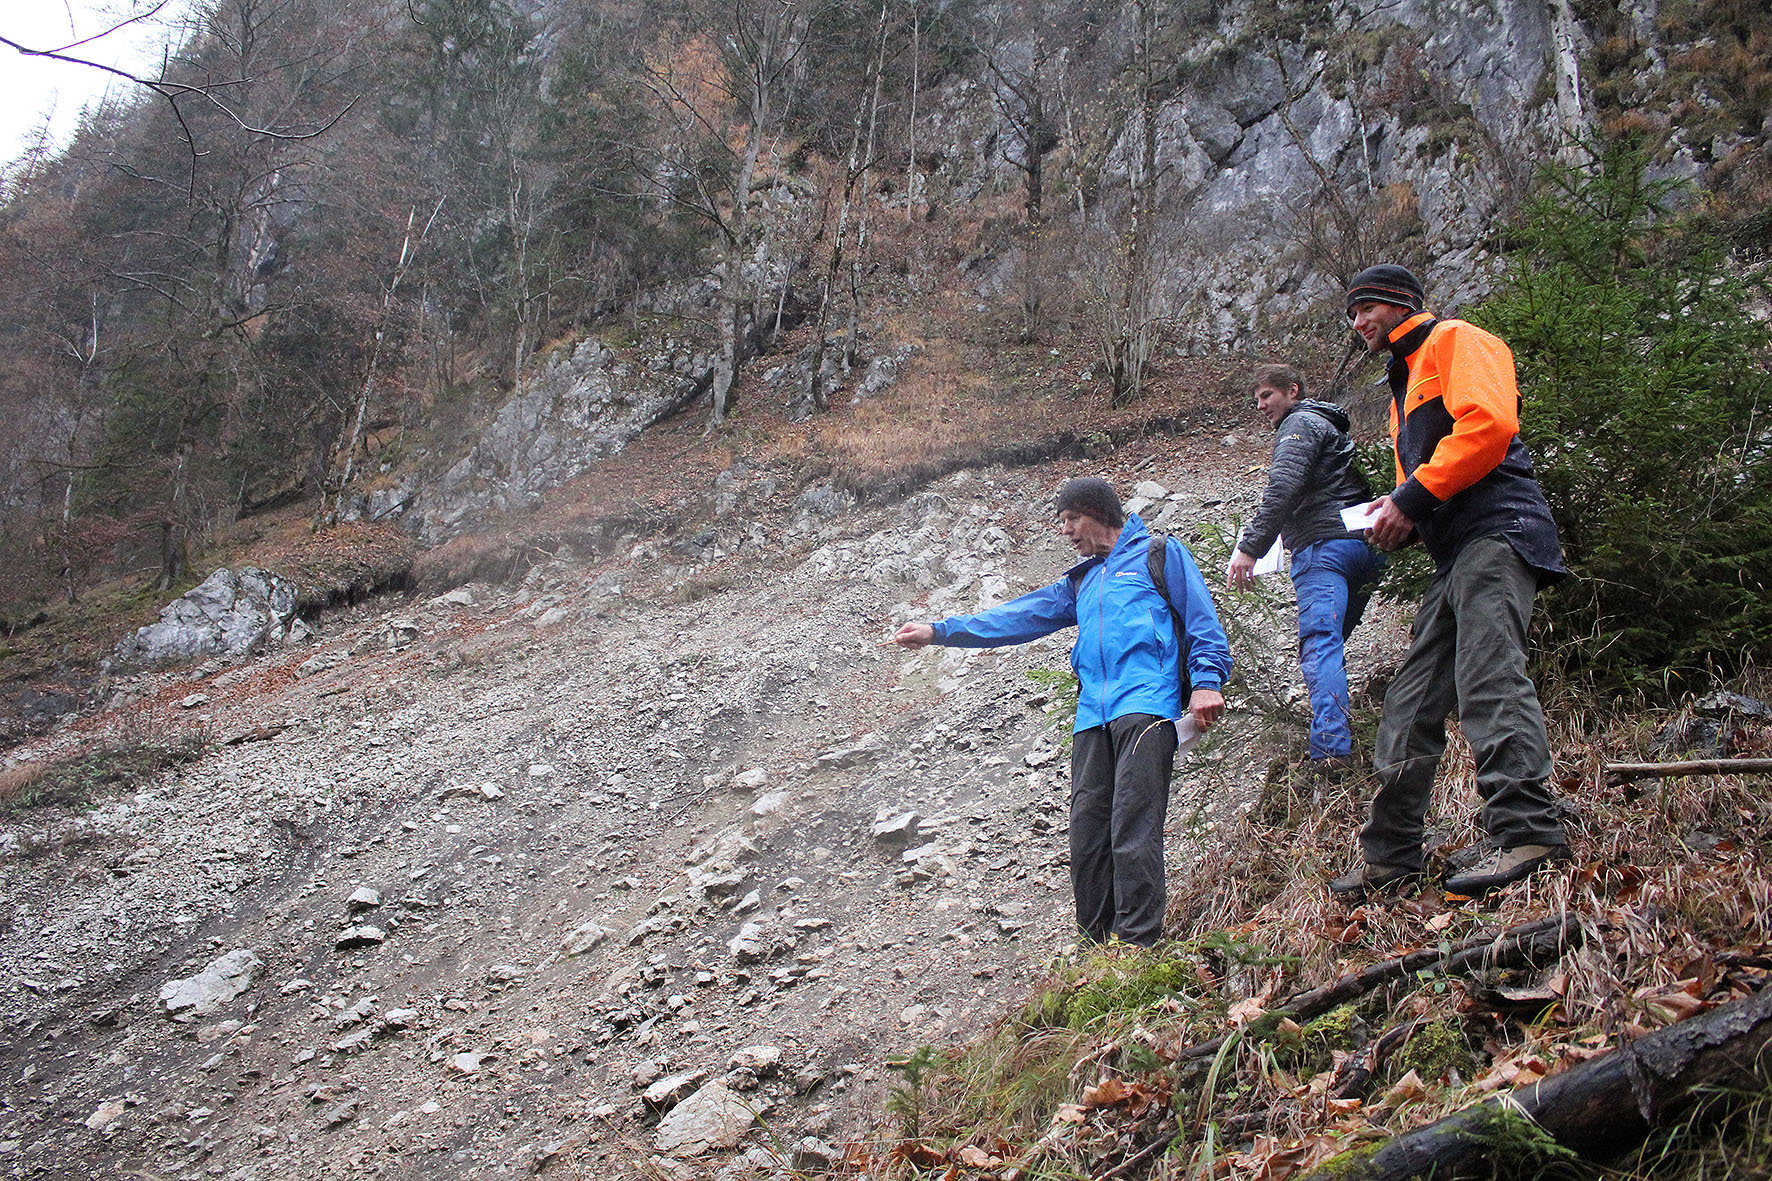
top-left (930, 514), bottom-right (1231, 732)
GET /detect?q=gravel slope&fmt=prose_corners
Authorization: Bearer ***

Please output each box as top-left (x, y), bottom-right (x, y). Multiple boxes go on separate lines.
top-left (0, 432), bottom-right (1409, 1180)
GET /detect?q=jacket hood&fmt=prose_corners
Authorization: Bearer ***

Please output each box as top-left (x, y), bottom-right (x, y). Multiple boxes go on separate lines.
top-left (1283, 399), bottom-right (1351, 432)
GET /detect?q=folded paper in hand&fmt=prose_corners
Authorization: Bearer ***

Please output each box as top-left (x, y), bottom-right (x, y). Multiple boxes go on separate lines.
top-left (1226, 536), bottom-right (1285, 580)
top-left (1340, 501), bottom-right (1383, 531)
top-left (1174, 713), bottom-right (1202, 755)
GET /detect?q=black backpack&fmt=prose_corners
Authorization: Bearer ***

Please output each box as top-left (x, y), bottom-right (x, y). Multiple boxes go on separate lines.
top-left (1068, 533), bottom-right (1192, 700)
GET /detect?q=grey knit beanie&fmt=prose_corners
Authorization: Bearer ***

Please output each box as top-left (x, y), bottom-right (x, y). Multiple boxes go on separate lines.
top-left (1053, 477), bottom-right (1124, 528)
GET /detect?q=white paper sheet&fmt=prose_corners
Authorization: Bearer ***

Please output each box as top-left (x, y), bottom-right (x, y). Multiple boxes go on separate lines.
top-left (1341, 500), bottom-right (1383, 531)
top-left (1226, 535), bottom-right (1285, 581)
top-left (1173, 713), bottom-right (1202, 755)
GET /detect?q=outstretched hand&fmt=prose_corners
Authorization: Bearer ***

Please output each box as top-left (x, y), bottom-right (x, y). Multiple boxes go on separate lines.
top-left (893, 622), bottom-right (935, 650)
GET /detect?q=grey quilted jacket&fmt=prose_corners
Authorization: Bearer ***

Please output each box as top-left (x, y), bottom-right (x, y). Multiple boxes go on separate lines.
top-left (1237, 399), bottom-right (1370, 558)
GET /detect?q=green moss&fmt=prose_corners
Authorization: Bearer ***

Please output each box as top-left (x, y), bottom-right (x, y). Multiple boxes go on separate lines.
top-left (1274, 1004), bottom-right (1365, 1076)
top-left (1308, 1144), bottom-right (1382, 1179)
top-left (1023, 952), bottom-right (1198, 1030)
top-left (1393, 1019), bottom-right (1475, 1082)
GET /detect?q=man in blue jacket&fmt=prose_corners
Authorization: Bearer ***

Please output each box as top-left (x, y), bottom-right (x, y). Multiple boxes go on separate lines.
top-left (894, 477), bottom-right (1231, 947)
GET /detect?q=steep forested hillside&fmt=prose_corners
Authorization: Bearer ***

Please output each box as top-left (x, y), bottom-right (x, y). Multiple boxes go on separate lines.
top-left (3, 0), bottom-right (1767, 626)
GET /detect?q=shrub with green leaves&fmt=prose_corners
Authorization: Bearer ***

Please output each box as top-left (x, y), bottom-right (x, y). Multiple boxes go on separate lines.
top-left (1471, 139), bottom-right (1772, 693)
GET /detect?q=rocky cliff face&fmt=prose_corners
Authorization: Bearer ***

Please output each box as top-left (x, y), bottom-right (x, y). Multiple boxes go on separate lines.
top-left (410, 0), bottom-right (1752, 538)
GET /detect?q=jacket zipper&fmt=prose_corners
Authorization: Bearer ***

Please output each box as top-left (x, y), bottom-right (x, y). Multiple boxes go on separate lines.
top-left (1095, 554), bottom-right (1109, 728)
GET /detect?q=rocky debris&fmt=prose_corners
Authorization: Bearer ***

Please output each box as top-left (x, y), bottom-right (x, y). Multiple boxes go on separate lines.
top-left (159, 950), bottom-right (261, 1020)
top-left (346, 887), bottom-right (382, 912)
top-left (336, 925), bottom-right (385, 950)
top-left (0, 452), bottom-right (1331, 1181)
top-left (320, 1097), bottom-right (360, 1128)
top-left (334, 996), bottom-right (377, 1027)
top-left (793, 1136), bottom-right (841, 1170)
top-left (817, 733), bottom-right (885, 769)
top-left (83, 1099), bottom-right (127, 1132)
top-left (653, 1079), bottom-right (761, 1157)
top-left (381, 618), bottom-right (421, 648)
top-left (871, 810), bottom-right (920, 846)
top-left (728, 921), bottom-right (791, 965)
top-left (729, 1045), bottom-right (783, 1076)
top-left (561, 921), bottom-right (614, 956)
top-left (731, 767), bottom-right (770, 793)
top-left (333, 1026), bottom-right (379, 1054)
top-left (112, 567), bottom-right (299, 669)
top-left (642, 1069), bottom-right (708, 1111)
top-left (689, 867), bottom-right (750, 901)
top-left (1124, 480), bottom-right (1172, 516)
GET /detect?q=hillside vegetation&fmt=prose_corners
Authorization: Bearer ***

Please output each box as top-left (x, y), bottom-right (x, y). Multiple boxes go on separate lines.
top-left (0, 1), bottom-right (1771, 1178)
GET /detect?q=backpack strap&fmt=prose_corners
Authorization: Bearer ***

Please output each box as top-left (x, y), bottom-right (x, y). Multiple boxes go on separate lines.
top-left (1146, 534), bottom-right (1193, 700)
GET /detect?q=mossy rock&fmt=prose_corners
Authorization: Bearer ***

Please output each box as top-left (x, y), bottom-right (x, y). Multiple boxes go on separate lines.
top-left (1393, 1018), bottom-right (1476, 1082)
top-left (1274, 1004), bottom-right (1366, 1075)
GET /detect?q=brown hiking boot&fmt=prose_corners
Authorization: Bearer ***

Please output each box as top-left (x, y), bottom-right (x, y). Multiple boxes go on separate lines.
top-left (1308, 756), bottom-right (1362, 805)
top-left (1328, 861), bottom-right (1421, 903)
top-left (1444, 844), bottom-right (1570, 896)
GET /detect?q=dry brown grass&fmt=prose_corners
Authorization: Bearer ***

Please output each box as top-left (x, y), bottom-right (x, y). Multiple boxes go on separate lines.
top-left (878, 671), bottom-right (1772, 1179)
top-left (0, 762), bottom-right (47, 806)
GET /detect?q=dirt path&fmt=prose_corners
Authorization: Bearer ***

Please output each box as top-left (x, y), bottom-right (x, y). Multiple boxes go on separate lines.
top-left (0, 430), bottom-right (1409, 1180)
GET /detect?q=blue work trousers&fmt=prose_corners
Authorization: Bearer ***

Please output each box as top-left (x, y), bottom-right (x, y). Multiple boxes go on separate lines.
top-left (1291, 538), bottom-right (1385, 760)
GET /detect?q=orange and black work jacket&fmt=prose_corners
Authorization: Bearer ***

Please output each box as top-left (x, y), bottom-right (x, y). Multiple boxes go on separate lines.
top-left (1384, 312), bottom-right (1565, 580)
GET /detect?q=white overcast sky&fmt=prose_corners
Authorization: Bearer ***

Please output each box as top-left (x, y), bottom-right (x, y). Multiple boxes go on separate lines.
top-left (1, 0), bottom-right (197, 162)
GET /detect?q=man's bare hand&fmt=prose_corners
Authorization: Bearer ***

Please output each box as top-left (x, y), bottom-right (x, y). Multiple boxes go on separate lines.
top-left (1366, 495), bottom-right (1416, 552)
top-left (1226, 549), bottom-right (1258, 590)
top-left (893, 622), bottom-right (935, 649)
top-left (1189, 688), bottom-right (1225, 729)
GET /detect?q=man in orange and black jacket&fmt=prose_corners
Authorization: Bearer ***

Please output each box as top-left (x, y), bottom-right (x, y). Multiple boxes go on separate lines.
top-left (1330, 264), bottom-right (1570, 901)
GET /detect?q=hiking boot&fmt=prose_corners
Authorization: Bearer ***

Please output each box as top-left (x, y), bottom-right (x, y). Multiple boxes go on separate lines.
top-left (1328, 861), bottom-right (1421, 903)
top-left (1308, 756), bottom-right (1361, 805)
top-left (1444, 844), bottom-right (1570, 896)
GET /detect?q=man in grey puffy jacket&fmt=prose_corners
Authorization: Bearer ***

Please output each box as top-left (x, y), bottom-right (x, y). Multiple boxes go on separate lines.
top-left (1227, 363), bottom-right (1383, 774)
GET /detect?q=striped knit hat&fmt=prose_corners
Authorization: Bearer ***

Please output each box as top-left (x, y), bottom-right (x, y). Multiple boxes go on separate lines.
top-left (1345, 265), bottom-right (1425, 318)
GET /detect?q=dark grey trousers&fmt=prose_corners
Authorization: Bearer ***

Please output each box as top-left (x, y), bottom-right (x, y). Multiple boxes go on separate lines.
top-left (1070, 713), bottom-right (1177, 947)
top-left (1362, 536), bottom-right (1566, 870)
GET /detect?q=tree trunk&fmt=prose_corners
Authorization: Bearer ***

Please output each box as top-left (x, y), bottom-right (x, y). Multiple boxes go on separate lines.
top-left (157, 443), bottom-right (192, 592)
top-left (1109, 0), bottom-right (1159, 406)
top-left (320, 199), bottom-right (440, 526)
top-left (905, 6), bottom-right (919, 223)
top-left (1606, 758), bottom-right (1772, 783)
top-left (842, 4), bottom-right (890, 374)
top-left (1298, 984), bottom-right (1772, 1181)
top-left (805, 0), bottom-right (885, 414)
top-left (707, 39), bottom-right (773, 429)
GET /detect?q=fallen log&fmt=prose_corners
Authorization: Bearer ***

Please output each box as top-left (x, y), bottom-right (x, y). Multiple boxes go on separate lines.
top-left (1176, 916), bottom-right (1582, 1064)
top-left (1296, 983), bottom-right (1772, 1181)
top-left (1331, 1018), bottom-right (1431, 1102)
top-left (1605, 758), bottom-right (1772, 784)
